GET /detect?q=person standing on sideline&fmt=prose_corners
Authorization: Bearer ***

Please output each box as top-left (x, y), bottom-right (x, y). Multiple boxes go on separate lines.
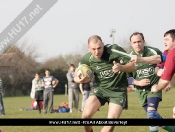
top-left (66, 64), bottom-right (79, 113)
top-left (74, 35), bottom-right (136, 132)
top-left (42, 69), bottom-right (59, 114)
top-left (31, 72), bottom-right (43, 114)
top-left (0, 78), bottom-right (5, 116)
top-left (128, 32), bottom-right (174, 132)
top-left (79, 82), bottom-right (92, 112)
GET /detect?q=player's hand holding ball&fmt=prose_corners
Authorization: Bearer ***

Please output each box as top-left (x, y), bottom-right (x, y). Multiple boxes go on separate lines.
top-left (74, 64), bottom-right (93, 84)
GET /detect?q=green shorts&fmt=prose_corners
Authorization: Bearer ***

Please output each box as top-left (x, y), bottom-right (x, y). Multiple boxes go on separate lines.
top-left (90, 87), bottom-right (127, 107)
top-left (136, 88), bottom-right (162, 107)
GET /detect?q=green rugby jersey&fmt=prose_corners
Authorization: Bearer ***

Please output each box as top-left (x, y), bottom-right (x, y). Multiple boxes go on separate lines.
top-left (80, 44), bottom-right (131, 92)
top-left (128, 46), bottom-right (162, 90)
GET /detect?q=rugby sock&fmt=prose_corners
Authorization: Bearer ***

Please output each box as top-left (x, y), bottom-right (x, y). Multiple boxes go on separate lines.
top-left (149, 126), bottom-right (159, 132)
top-left (161, 126), bottom-right (174, 132)
top-left (150, 130), bottom-right (158, 132)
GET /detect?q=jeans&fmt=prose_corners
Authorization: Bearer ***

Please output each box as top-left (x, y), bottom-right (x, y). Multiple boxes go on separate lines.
top-left (81, 90), bottom-right (90, 111)
top-left (43, 89), bottom-right (53, 113)
top-left (68, 88), bottom-right (79, 110)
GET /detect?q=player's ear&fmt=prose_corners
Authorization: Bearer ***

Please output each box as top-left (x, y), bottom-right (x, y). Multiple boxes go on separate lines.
top-left (143, 40), bottom-right (145, 45)
top-left (88, 44), bottom-right (90, 50)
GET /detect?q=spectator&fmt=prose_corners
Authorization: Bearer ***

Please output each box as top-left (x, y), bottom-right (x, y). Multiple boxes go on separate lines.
top-left (66, 64), bottom-right (79, 113)
top-left (42, 69), bottom-right (59, 114)
top-left (79, 82), bottom-right (92, 112)
top-left (0, 78), bottom-right (5, 116)
top-left (31, 72), bottom-right (43, 113)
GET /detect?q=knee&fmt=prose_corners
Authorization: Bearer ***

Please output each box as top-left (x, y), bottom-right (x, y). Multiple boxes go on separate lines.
top-left (173, 107), bottom-right (175, 118)
top-left (147, 110), bottom-right (162, 119)
top-left (82, 111), bottom-right (93, 119)
top-left (101, 126), bottom-right (115, 132)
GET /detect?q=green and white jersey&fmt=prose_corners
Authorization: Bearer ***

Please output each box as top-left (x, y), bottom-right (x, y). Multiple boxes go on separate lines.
top-left (128, 46), bottom-right (162, 90)
top-left (80, 44), bottom-right (131, 92)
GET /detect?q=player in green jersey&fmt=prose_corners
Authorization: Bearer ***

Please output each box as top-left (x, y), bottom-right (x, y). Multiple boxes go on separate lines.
top-left (74, 35), bottom-right (136, 132)
top-left (128, 32), bottom-right (174, 132)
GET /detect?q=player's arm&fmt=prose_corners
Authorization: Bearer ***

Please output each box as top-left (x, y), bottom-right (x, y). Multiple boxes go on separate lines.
top-left (155, 67), bottom-right (164, 76)
top-left (127, 77), bottom-right (150, 87)
top-left (131, 55), bottom-right (161, 64)
top-left (163, 82), bottom-right (171, 93)
top-left (75, 53), bottom-right (92, 83)
top-left (151, 51), bottom-right (174, 93)
top-left (112, 61), bottom-right (136, 73)
top-left (74, 69), bottom-right (89, 84)
top-left (133, 79), bottom-right (150, 86)
top-left (151, 79), bottom-right (170, 93)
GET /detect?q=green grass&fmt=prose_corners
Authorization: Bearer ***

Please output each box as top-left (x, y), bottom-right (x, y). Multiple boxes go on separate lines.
top-left (0, 88), bottom-right (175, 132)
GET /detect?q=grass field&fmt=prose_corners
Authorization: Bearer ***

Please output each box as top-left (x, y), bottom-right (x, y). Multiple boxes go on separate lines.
top-left (0, 88), bottom-right (175, 132)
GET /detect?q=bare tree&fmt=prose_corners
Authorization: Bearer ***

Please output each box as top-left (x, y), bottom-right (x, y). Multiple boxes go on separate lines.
top-left (0, 40), bottom-right (41, 96)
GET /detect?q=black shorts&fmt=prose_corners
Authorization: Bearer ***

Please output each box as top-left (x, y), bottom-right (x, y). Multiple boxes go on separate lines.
top-left (35, 90), bottom-right (43, 101)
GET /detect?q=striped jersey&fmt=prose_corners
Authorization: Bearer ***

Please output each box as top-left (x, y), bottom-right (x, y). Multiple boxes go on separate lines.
top-left (80, 44), bottom-right (131, 92)
top-left (128, 46), bottom-right (162, 90)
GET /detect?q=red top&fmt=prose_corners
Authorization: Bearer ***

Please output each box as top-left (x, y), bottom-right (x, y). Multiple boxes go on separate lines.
top-left (161, 48), bottom-right (175, 81)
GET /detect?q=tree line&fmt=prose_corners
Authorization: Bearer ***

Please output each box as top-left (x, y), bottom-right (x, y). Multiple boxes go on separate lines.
top-left (0, 41), bottom-right (85, 97)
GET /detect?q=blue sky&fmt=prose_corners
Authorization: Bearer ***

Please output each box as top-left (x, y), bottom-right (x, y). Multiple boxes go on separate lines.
top-left (0, 0), bottom-right (175, 61)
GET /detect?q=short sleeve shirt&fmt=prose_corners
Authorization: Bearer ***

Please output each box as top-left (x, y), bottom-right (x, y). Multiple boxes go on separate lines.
top-left (42, 76), bottom-right (55, 88)
top-left (161, 48), bottom-right (175, 81)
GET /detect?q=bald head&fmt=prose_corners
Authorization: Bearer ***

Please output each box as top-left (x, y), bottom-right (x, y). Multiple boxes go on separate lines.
top-left (88, 35), bottom-right (102, 45)
top-left (88, 35), bottom-right (104, 59)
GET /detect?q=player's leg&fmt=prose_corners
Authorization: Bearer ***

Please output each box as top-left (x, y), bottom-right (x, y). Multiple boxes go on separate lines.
top-left (101, 103), bottom-right (123, 132)
top-left (147, 97), bottom-right (175, 132)
top-left (173, 106), bottom-right (175, 118)
top-left (82, 95), bottom-right (102, 132)
top-left (146, 97), bottom-right (161, 132)
top-left (123, 91), bottom-right (128, 110)
top-left (101, 91), bottom-right (125, 132)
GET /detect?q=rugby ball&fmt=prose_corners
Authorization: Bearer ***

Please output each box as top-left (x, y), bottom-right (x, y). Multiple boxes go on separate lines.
top-left (76, 64), bottom-right (93, 82)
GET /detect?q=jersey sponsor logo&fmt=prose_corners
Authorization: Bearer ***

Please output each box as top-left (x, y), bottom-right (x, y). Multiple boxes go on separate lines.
top-left (96, 66), bottom-right (101, 70)
top-left (136, 67), bottom-right (155, 78)
top-left (99, 69), bottom-right (115, 79)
